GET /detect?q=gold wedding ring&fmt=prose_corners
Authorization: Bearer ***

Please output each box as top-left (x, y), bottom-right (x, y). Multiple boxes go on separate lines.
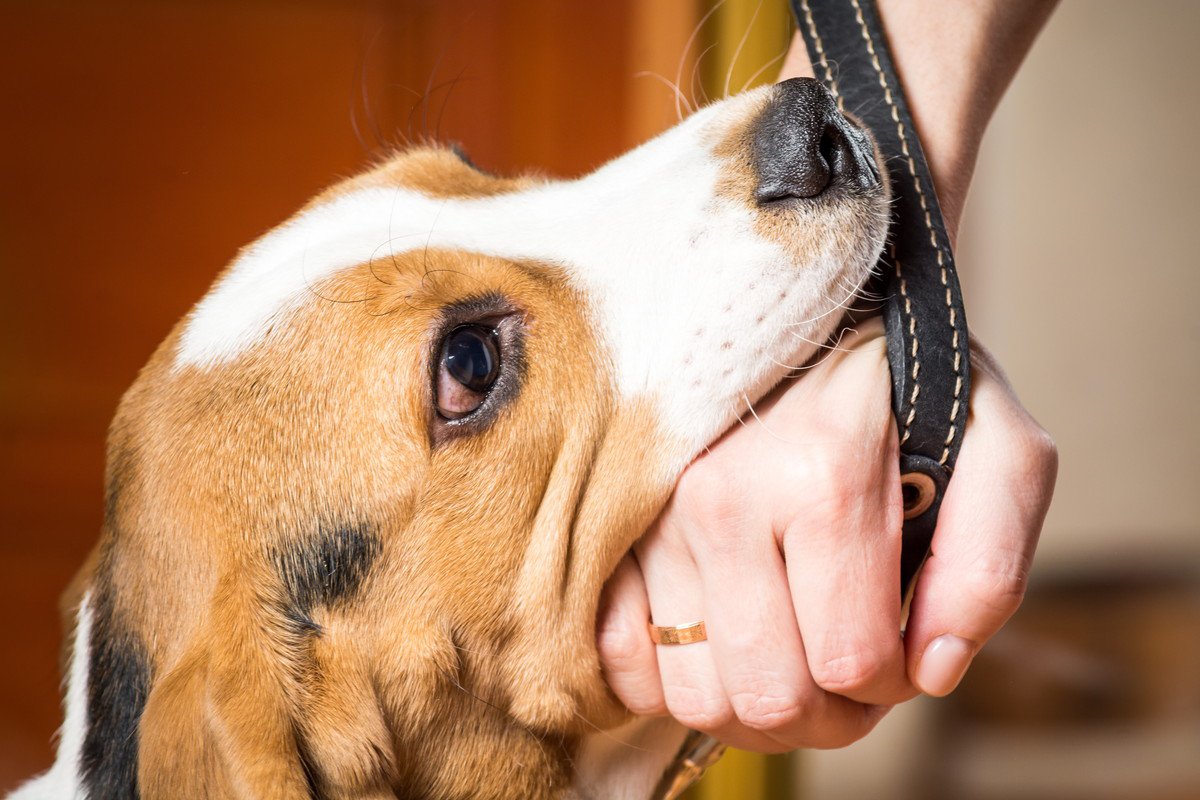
top-left (649, 620), bottom-right (708, 645)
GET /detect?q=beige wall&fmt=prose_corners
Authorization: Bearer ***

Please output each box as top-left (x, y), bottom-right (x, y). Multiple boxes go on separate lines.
top-left (806, 3), bottom-right (1200, 797)
top-left (960, 0), bottom-right (1200, 564)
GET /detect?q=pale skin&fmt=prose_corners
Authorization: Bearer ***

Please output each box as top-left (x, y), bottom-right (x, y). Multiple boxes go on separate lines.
top-left (597, 0), bottom-right (1060, 751)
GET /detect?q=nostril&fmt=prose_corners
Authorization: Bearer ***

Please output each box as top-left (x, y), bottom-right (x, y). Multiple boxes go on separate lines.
top-left (754, 165), bottom-right (830, 204)
top-left (753, 117), bottom-right (855, 204)
top-left (752, 78), bottom-right (879, 203)
top-left (755, 121), bottom-right (873, 203)
top-left (754, 134), bottom-right (832, 203)
top-left (819, 123), bottom-right (846, 184)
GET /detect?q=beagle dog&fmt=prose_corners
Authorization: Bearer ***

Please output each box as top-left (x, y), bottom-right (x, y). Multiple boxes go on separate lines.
top-left (12, 77), bottom-right (886, 800)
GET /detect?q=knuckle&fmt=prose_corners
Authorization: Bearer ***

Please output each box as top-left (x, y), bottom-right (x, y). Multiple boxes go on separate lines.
top-left (962, 553), bottom-right (1030, 618)
top-left (621, 687), bottom-right (667, 717)
top-left (728, 684), bottom-right (805, 732)
top-left (596, 617), bottom-right (646, 673)
top-left (1002, 418), bottom-right (1059, 486)
top-left (813, 482), bottom-right (856, 522)
top-left (803, 454), bottom-right (864, 520)
top-left (674, 458), bottom-right (747, 542)
top-left (1024, 427), bottom-right (1059, 482)
top-left (624, 694), bottom-right (667, 718)
top-left (675, 453), bottom-right (732, 505)
top-left (810, 651), bottom-right (889, 694)
top-left (663, 684), bottom-right (734, 733)
top-left (781, 480), bottom-right (858, 552)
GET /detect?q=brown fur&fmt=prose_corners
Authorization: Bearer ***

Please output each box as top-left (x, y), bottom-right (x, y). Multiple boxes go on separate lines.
top-left (52, 79), bottom-right (887, 799)
top-left (74, 151), bottom-right (684, 798)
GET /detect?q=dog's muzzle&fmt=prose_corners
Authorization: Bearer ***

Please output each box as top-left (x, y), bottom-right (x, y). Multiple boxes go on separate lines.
top-left (752, 77), bottom-right (881, 203)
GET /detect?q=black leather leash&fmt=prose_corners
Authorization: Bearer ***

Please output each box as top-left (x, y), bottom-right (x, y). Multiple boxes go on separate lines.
top-left (793, 0), bottom-right (971, 595)
top-left (652, 3), bottom-right (970, 795)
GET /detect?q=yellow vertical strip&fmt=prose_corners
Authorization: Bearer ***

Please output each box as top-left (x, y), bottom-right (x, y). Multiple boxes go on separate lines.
top-left (688, 748), bottom-right (767, 798)
top-left (706, 0), bottom-right (795, 99)
top-left (684, 745), bottom-right (797, 800)
top-left (686, 4), bottom-right (800, 795)
top-left (627, 2), bottom-right (802, 798)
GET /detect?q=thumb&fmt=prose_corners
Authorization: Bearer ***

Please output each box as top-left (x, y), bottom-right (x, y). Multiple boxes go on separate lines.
top-left (903, 348), bottom-right (1058, 696)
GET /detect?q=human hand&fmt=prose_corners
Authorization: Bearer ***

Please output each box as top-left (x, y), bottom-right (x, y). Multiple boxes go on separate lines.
top-left (596, 319), bottom-right (1057, 751)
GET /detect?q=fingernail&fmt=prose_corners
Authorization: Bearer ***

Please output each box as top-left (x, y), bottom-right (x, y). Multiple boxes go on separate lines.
top-left (916, 635), bottom-right (974, 697)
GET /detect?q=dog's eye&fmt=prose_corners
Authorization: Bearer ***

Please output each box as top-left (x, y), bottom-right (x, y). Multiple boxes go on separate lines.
top-left (436, 325), bottom-right (500, 419)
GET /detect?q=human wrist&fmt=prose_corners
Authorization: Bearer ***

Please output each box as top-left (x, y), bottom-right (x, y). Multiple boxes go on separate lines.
top-left (875, 0), bottom-right (1057, 246)
top-left (778, 0), bottom-right (1056, 246)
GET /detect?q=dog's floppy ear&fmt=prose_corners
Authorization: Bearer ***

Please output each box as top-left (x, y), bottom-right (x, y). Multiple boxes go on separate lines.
top-left (138, 546), bottom-right (400, 800)
top-left (137, 645), bottom-right (228, 798)
top-left (137, 564), bottom-right (313, 800)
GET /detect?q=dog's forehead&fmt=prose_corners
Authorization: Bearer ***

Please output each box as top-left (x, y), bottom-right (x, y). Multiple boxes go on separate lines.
top-left (174, 85), bottom-right (876, 463)
top-left (175, 92), bottom-right (770, 371)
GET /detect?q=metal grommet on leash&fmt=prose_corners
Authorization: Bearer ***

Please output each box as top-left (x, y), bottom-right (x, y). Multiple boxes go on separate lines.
top-left (900, 471), bottom-right (937, 520)
top-left (793, 0), bottom-right (972, 593)
top-left (652, 730), bottom-right (729, 800)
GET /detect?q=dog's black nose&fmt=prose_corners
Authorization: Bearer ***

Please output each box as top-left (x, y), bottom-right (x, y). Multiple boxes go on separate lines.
top-left (752, 77), bottom-right (880, 203)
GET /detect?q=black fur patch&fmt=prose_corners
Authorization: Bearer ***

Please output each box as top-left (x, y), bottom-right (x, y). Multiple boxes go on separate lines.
top-left (273, 524), bottom-right (381, 632)
top-left (450, 141), bottom-right (489, 175)
top-left (81, 587), bottom-right (152, 800)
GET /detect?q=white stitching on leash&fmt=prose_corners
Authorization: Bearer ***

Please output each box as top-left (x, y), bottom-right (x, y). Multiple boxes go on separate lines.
top-left (850, 0), bottom-right (963, 463)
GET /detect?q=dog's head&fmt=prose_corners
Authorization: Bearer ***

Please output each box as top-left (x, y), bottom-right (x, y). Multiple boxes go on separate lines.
top-left (66, 78), bottom-right (887, 799)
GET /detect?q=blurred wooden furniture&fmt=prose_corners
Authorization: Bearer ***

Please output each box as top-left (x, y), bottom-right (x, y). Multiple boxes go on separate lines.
top-left (0, 0), bottom-right (701, 788)
top-left (933, 566), bottom-right (1200, 800)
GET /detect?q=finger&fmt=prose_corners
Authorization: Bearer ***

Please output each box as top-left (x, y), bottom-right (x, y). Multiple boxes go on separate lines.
top-left (781, 442), bottom-right (916, 707)
top-left (772, 324), bottom-right (916, 706)
top-left (905, 355), bottom-right (1058, 696)
top-left (635, 519), bottom-right (779, 752)
top-left (691, 515), bottom-right (891, 750)
top-left (597, 553), bottom-right (667, 716)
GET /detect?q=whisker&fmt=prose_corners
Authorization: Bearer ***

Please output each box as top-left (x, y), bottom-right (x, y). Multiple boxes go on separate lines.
top-left (434, 68), bottom-right (467, 143)
top-left (691, 43), bottom-right (718, 109)
top-left (783, 282), bottom-right (861, 328)
top-left (359, 24), bottom-right (389, 152)
top-left (296, 211), bottom-right (375, 307)
top-left (420, 35), bottom-right (453, 141)
top-left (351, 25), bottom-right (387, 154)
top-left (737, 47), bottom-right (786, 95)
top-left (675, 0), bottom-right (725, 120)
top-left (421, 199), bottom-right (449, 277)
top-left (787, 321), bottom-right (864, 352)
top-left (737, 11), bottom-right (795, 94)
top-left (738, 391), bottom-right (797, 444)
top-left (723, 0), bottom-right (765, 100)
top-left (401, 77), bottom-right (470, 147)
top-left (632, 71), bottom-right (694, 117)
top-left (304, 285), bottom-right (378, 306)
top-left (387, 181), bottom-right (406, 280)
top-left (569, 710), bottom-right (657, 755)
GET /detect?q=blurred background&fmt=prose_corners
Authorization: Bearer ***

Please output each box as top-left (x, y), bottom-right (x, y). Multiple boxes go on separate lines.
top-left (1, 1), bottom-right (1196, 797)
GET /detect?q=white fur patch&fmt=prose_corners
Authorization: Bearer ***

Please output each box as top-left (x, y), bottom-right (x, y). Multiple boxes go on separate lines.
top-left (177, 100), bottom-right (741, 381)
top-left (178, 85), bottom-right (884, 471)
top-left (570, 716), bottom-right (690, 800)
top-left (8, 593), bottom-right (92, 800)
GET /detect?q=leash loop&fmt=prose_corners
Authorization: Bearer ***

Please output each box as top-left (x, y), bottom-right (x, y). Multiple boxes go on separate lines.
top-left (793, 0), bottom-right (972, 593)
top-left (653, 2), bottom-right (971, 794)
